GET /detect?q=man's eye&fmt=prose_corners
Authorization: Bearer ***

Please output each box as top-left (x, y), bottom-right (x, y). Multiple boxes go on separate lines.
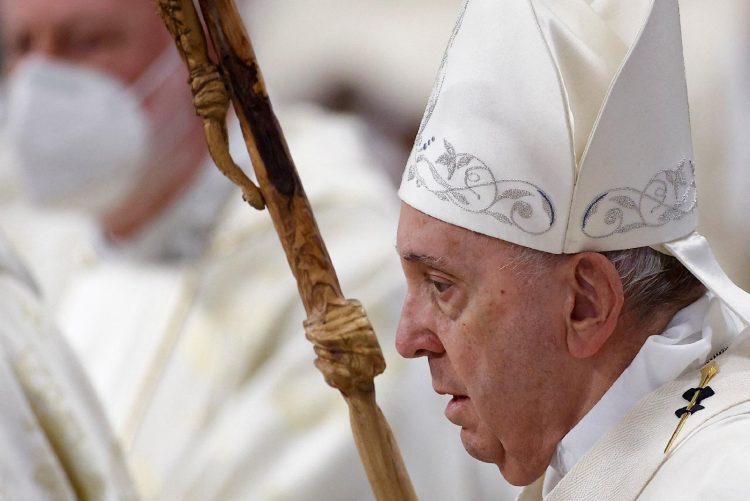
top-left (68, 32), bottom-right (111, 54)
top-left (7, 33), bottom-right (31, 60)
top-left (429, 278), bottom-right (452, 294)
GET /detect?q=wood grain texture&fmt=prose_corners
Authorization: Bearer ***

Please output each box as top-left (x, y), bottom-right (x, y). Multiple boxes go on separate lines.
top-left (155, 0), bottom-right (418, 499)
top-left (199, 0), bottom-right (341, 315)
top-left (154, 0), bottom-right (264, 209)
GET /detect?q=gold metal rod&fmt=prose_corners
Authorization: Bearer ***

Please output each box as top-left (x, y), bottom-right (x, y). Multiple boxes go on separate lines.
top-left (664, 361), bottom-right (718, 453)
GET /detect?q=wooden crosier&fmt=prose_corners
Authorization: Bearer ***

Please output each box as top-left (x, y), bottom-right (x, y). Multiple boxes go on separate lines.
top-left (153, 1), bottom-right (417, 499)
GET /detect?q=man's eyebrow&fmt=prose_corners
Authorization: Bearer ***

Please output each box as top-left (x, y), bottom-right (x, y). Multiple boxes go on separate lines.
top-left (397, 250), bottom-right (446, 268)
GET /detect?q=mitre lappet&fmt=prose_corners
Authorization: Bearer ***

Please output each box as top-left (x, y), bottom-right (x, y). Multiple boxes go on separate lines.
top-left (399, 0), bottom-right (750, 323)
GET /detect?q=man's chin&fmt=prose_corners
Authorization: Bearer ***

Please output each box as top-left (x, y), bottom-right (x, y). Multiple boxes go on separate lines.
top-left (501, 468), bottom-right (545, 487)
top-left (458, 427), bottom-right (501, 464)
top-left (495, 456), bottom-right (551, 487)
top-left (459, 429), bottom-right (548, 487)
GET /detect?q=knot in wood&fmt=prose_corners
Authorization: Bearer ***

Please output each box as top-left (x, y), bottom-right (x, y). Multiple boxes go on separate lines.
top-left (189, 65), bottom-right (230, 121)
top-left (304, 299), bottom-right (386, 396)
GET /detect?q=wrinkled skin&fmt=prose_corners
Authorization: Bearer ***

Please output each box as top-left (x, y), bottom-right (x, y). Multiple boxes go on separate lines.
top-left (395, 203), bottom-right (596, 485)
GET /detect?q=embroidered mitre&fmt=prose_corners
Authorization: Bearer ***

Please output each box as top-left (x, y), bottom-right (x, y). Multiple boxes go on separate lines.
top-left (399, 0), bottom-right (696, 254)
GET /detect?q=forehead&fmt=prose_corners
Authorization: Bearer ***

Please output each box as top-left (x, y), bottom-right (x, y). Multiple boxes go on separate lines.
top-left (397, 203), bottom-right (518, 275)
top-left (0, 0), bottom-right (169, 79)
top-left (0, 0), bottom-right (164, 48)
top-left (1, 0), bottom-right (139, 26)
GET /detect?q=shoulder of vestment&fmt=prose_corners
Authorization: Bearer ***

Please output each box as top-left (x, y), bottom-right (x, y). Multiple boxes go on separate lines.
top-left (545, 333), bottom-right (750, 501)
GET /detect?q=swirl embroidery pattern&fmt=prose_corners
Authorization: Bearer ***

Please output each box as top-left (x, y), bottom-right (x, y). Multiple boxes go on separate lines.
top-left (582, 159), bottom-right (697, 238)
top-left (406, 139), bottom-right (555, 235)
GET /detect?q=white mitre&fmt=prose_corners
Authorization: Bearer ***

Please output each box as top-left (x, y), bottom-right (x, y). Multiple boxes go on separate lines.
top-left (399, 0), bottom-right (750, 323)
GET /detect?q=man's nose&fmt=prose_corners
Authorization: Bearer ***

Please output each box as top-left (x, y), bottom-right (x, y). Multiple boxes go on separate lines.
top-left (395, 295), bottom-right (445, 358)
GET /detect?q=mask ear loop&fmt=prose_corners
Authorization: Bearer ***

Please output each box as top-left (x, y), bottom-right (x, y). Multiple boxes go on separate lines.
top-left (130, 45), bottom-right (184, 101)
top-left (131, 46), bottom-right (196, 171)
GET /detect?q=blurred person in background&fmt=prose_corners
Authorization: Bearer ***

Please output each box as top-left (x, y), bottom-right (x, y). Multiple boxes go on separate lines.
top-left (0, 230), bottom-right (137, 500)
top-left (1, 16), bottom-right (135, 500)
top-left (0, 0), bottom-right (512, 499)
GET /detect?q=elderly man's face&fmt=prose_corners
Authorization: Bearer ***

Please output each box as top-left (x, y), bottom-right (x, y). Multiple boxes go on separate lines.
top-left (0, 0), bottom-right (169, 81)
top-left (396, 203), bottom-right (571, 485)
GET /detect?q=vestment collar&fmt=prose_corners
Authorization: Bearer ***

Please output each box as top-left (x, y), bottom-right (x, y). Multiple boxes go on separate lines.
top-left (543, 292), bottom-right (743, 494)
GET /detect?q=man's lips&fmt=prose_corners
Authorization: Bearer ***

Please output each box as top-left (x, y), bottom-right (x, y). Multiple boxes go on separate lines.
top-left (436, 389), bottom-right (470, 423)
top-left (434, 387), bottom-right (467, 398)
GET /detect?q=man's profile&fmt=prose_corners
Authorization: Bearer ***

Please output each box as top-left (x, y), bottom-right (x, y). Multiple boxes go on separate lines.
top-left (394, 0), bottom-right (750, 498)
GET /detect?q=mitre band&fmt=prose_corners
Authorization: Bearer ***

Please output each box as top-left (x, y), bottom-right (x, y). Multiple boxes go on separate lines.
top-left (399, 0), bottom-right (750, 324)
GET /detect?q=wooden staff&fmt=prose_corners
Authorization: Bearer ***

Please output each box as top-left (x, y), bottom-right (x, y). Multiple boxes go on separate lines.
top-left (154, 1), bottom-right (417, 499)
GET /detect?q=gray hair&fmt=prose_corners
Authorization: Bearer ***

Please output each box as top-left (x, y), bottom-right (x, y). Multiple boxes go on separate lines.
top-left (600, 247), bottom-right (706, 320)
top-left (507, 244), bottom-right (706, 321)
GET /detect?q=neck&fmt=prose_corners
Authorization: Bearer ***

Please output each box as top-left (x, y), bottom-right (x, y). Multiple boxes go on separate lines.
top-left (505, 308), bottom-right (682, 484)
top-left (100, 120), bottom-right (207, 240)
top-left (562, 305), bottom-right (682, 439)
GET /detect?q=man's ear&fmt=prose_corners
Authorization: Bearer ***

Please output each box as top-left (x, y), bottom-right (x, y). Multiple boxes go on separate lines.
top-left (564, 252), bottom-right (624, 359)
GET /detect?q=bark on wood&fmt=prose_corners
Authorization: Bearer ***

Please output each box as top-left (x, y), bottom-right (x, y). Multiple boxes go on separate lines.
top-left (154, 1), bottom-right (417, 499)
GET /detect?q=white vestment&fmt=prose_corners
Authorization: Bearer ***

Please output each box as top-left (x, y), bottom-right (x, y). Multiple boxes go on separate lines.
top-left (45, 105), bottom-right (512, 500)
top-left (518, 295), bottom-right (750, 501)
top-left (0, 234), bottom-right (137, 500)
top-left (0, 132), bottom-right (21, 205)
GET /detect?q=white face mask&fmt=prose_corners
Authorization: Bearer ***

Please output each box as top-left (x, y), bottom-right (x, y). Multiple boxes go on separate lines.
top-left (2, 49), bottom-right (181, 216)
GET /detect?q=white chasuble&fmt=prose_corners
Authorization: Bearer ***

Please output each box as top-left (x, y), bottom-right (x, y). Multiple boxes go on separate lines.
top-left (0, 237), bottom-right (137, 500)
top-left (518, 298), bottom-right (750, 500)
